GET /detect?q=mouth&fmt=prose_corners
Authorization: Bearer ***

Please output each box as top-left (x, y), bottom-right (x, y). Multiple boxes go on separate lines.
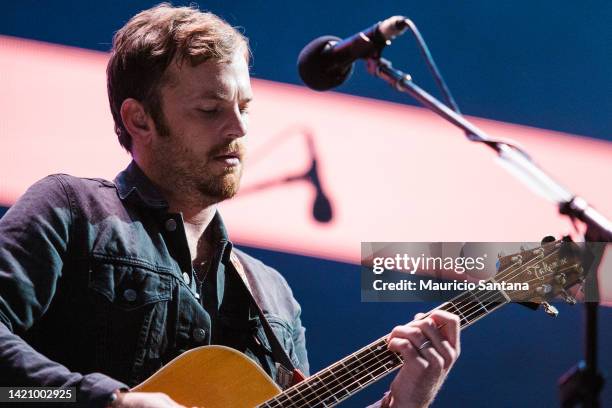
top-left (213, 151), bottom-right (242, 166)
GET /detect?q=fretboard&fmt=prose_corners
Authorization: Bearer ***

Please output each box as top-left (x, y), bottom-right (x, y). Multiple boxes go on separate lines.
top-left (259, 285), bottom-right (509, 408)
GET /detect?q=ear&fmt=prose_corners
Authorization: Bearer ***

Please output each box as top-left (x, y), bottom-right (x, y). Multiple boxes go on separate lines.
top-left (120, 98), bottom-right (155, 147)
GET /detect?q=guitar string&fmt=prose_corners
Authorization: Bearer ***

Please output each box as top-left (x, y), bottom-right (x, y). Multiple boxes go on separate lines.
top-left (263, 246), bottom-right (576, 407)
top-left (286, 301), bottom-right (512, 408)
top-left (265, 250), bottom-right (551, 406)
top-left (268, 261), bottom-right (576, 408)
top-left (264, 251), bottom-right (570, 408)
top-left (279, 260), bottom-right (581, 408)
top-left (264, 293), bottom-right (507, 408)
top-left (263, 248), bottom-right (567, 408)
top-left (417, 247), bottom-right (578, 330)
top-left (260, 298), bottom-right (501, 408)
top-left (432, 261), bottom-right (580, 339)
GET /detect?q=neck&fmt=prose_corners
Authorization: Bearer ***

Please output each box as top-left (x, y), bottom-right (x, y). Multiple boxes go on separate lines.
top-left (163, 189), bottom-right (218, 263)
top-left (134, 156), bottom-right (219, 251)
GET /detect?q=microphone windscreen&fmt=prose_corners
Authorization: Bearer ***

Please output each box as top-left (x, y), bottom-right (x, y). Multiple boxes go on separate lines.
top-left (297, 35), bottom-right (353, 91)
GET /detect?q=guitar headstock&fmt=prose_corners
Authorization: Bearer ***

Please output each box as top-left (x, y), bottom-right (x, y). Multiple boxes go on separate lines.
top-left (496, 238), bottom-right (585, 304)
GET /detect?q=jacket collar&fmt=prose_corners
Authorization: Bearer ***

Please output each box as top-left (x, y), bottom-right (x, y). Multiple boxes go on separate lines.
top-left (114, 161), bottom-right (169, 209)
top-left (113, 162), bottom-right (230, 242)
top-left (209, 210), bottom-right (230, 244)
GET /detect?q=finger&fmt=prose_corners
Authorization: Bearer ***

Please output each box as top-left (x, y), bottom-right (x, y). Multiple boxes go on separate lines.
top-left (391, 319), bottom-right (457, 366)
top-left (429, 310), bottom-right (461, 350)
top-left (387, 337), bottom-right (427, 366)
top-left (437, 339), bottom-right (457, 369)
top-left (390, 325), bottom-right (428, 349)
top-left (412, 318), bottom-right (454, 368)
top-left (414, 312), bottom-right (427, 320)
top-left (390, 324), bottom-right (444, 368)
top-left (416, 342), bottom-right (445, 373)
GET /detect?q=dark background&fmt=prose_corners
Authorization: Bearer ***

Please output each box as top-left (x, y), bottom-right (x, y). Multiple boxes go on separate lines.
top-left (2, 1), bottom-right (611, 407)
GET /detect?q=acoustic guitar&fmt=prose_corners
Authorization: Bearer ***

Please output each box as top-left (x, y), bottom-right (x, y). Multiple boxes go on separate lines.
top-left (133, 239), bottom-right (586, 407)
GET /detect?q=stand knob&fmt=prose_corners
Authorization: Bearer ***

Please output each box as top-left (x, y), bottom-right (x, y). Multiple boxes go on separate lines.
top-left (561, 290), bottom-right (577, 305)
top-left (541, 302), bottom-right (559, 317)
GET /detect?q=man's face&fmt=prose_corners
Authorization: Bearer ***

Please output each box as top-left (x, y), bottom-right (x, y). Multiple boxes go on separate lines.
top-left (149, 49), bottom-right (252, 204)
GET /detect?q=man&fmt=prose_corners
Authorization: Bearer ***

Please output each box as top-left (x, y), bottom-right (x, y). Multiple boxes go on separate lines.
top-left (0, 4), bottom-right (460, 407)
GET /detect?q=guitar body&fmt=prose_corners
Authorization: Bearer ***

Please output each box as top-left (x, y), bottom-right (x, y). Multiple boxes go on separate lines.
top-left (132, 345), bottom-right (281, 407)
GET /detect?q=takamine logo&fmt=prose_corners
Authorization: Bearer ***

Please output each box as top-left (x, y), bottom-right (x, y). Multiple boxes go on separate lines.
top-left (372, 253), bottom-right (487, 274)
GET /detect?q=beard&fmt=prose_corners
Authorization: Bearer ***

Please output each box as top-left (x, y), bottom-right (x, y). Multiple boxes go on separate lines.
top-left (195, 162), bottom-right (242, 200)
top-left (150, 133), bottom-right (244, 205)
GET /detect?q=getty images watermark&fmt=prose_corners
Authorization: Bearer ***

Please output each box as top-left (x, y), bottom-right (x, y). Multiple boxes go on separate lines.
top-left (361, 241), bottom-right (607, 302)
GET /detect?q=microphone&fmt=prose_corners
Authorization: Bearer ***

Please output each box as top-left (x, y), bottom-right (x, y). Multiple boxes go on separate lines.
top-left (298, 16), bottom-right (408, 91)
top-left (304, 133), bottom-right (333, 223)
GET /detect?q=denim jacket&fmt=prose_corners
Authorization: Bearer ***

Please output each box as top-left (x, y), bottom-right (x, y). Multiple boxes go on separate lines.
top-left (0, 161), bottom-right (309, 407)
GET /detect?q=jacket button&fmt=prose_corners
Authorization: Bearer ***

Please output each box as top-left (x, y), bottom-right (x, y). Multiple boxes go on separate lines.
top-left (182, 272), bottom-right (191, 285)
top-left (193, 328), bottom-right (206, 343)
top-left (123, 289), bottom-right (137, 302)
top-left (164, 218), bottom-right (177, 232)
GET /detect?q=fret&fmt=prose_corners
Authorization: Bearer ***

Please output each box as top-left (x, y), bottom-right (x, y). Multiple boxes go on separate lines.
top-left (439, 281), bottom-right (510, 329)
top-left (467, 290), bottom-right (489, 312)
top-left (320, 393), bottom-right (339, 407)
top-left (329, 362), bottom-right (353, 398)
top-left (308, 370), bottom-right (338, 399)
top-left (307, 374), bottom-right (327, 392)
top-left (481, 290), bottom-right (507, 309)
top-left (441, 300), bottom-right (466, 322)
top-left (295, 376), bottom-right (325, 406)
top-left (269, 338), bottom-right (401, 407)
top-left (342, 354), bottom-right (368, 381)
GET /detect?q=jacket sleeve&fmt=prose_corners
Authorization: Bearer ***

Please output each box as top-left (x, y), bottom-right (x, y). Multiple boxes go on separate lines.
top-left (0, 175), bottom-right (127, 406)
top-left (290, 299), bottom-right (310, 376)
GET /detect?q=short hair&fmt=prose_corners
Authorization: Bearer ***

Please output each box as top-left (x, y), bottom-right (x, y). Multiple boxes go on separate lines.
top-left (106, 3), bottom-right (249, 152)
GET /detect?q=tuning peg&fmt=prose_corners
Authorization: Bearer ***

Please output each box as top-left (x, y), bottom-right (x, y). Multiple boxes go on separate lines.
top-left (511, 255), bottom-right (523, 265)
top-left (541, 302), bottom-right (559, 317)
top-left (536, 284), bottom-right (552, 295)
top-left (555, 273), bottom-right (567, 285)
top-left (561, 290), bottom-right (577, 305)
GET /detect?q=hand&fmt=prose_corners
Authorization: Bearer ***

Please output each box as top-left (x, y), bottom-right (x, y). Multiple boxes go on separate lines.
top-left (112, 391), bottom-right (188, 408)
top-left (385, 310), bottom-right (461, 408)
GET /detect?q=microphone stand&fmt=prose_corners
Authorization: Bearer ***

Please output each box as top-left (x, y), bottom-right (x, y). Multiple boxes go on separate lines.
top-left (365, 56), bottom-right (610, 407)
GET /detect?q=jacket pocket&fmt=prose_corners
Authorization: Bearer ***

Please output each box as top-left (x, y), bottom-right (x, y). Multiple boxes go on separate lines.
top-left (88, 259), bottom-right (172, 385)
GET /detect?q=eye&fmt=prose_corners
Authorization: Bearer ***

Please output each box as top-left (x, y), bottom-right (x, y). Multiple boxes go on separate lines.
top-left (198, 107), bottom-right (219, 115)
top-left (239, 102), bottom-right (251, 114)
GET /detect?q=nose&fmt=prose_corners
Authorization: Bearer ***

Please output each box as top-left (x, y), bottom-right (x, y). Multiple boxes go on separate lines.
top-left (224, 105), bottom-right (248, 140)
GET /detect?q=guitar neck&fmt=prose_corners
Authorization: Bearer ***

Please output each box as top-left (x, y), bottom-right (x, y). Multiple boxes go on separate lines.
top-left (260, 286), bottom-right (509, 408)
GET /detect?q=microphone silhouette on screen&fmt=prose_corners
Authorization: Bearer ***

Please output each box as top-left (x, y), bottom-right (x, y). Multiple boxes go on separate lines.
top-left (238, 127), bottom-right (334, 224)
top-left (304, 132), bottom-right (333, 223)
